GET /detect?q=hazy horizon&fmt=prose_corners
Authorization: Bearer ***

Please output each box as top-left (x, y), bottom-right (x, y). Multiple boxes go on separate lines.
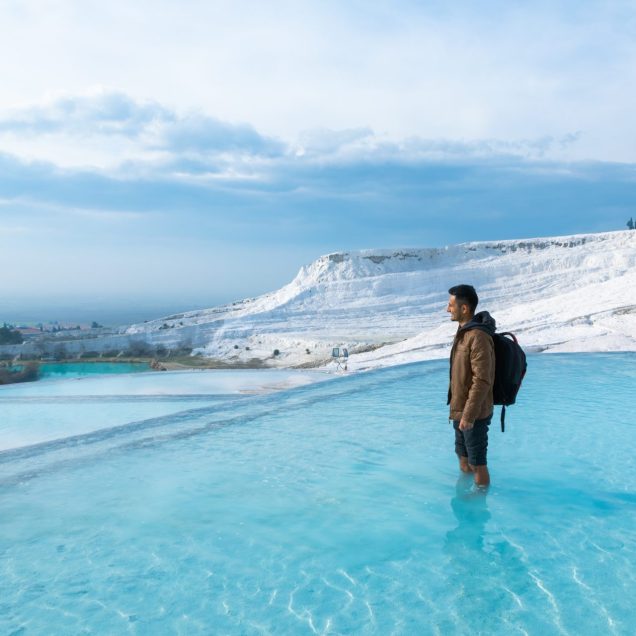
top-left (1, 296), bottom-right (236, 327)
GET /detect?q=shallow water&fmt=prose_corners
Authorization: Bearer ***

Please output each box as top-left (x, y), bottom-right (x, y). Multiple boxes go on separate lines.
top-left (0, 369), bottom-right (324, 451)
top-left (0, 354), bottom-right (635, 635)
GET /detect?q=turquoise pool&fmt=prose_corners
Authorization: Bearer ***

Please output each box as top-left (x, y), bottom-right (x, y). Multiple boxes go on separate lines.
top-left (39, 361), bottom-right (150, 379)
top-left (0, 354), bottom-right (635, 634)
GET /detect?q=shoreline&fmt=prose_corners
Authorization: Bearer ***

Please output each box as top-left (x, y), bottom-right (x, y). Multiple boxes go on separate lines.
top-left (13, 354), bottom-right (333, 371)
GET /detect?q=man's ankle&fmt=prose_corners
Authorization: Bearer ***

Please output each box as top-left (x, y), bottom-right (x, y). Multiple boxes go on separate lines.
top-left (473, 466), bottom-right (490, 486)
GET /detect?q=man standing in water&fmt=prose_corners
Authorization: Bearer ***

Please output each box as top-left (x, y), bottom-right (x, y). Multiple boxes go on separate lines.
top-left (446, 285), bottom-right (495, 487)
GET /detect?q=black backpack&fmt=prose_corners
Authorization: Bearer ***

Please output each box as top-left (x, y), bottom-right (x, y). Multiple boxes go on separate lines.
top-left (490, 332), bottom-right (527, 431)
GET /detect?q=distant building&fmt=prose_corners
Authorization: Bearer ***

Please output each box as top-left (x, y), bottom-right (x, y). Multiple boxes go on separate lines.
top-left (16, 327), bottom-right (42, 338)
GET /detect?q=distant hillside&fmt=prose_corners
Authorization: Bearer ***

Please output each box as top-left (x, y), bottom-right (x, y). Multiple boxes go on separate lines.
top-left (5, 230), bottom-right (636, 368)
top-left (125, 229), bottom-right (636, 369)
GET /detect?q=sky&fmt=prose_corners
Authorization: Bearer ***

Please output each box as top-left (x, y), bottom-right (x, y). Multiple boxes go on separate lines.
top-left (1, 0), bottom-right (635, 324)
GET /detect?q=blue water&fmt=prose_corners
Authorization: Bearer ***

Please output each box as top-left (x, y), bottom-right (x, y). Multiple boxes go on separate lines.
top-left (39, 362), bottom-right (150, 379)
top-left (0, 354), bottom-right (635, 634)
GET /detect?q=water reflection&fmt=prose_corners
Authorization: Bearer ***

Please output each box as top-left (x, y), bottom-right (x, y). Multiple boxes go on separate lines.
top-left (441, 476), bottom-right (500, 631)
top-left (442, 476), bottom-right (547, 633)
top-left (445, 474), bottom-right (491, 555)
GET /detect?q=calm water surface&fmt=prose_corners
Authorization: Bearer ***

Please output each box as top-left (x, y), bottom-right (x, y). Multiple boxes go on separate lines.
top-left (0, 354), bottom-right (635, 635)
top-left (39, 362), bottom-right (150, 378)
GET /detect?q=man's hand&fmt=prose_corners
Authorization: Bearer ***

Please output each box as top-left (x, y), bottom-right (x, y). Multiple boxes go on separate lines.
top-left (459, 417), bottom-right (474, 431)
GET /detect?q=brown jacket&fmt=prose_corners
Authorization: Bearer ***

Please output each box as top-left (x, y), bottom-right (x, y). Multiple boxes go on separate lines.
top-left (448, 320), bottom-right (495, 423)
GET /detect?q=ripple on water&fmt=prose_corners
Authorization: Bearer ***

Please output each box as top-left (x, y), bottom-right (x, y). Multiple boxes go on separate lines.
top-left (0, 353), bottom-right (635, 634)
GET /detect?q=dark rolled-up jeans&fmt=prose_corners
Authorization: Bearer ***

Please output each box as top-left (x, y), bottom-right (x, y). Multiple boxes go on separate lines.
top-left (452, 415), bottom-right (492, 466)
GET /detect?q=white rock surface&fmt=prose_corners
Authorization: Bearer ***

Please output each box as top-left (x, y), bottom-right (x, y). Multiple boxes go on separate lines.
top-left (123, 229), bottom-right (636, 370)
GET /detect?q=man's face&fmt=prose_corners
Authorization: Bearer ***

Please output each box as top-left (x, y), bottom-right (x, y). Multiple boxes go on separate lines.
top-left (446, 295), bottom-right (466, 322)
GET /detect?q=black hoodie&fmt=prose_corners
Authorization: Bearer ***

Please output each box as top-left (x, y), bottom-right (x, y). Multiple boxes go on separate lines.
top-left (458, 311), bottom-right (496, 336)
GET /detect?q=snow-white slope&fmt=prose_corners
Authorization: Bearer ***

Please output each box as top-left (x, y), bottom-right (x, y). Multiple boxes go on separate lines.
top-left (123, 230), bottom-right (636, 369)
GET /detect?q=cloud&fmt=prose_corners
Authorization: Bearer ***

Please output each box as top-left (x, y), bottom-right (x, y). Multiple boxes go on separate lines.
top-left (393, 134), bottom-right (584, 161)
top-left (0, 88), bottom-right (599, 181)
top-left (0, 93), bottom-right (631, 257)
top-left (2, 140), bottom-right (634, 237)
top-left (157, 113), bottom-right (284, 156)
top-left (294, 127), bottom-right (374, 156)
top-left (1, 2), bottom-right (636, 163)
top-left (0, 90), bottom-right (284, 160)
top-left (0, 89), bottom-right (173, 136)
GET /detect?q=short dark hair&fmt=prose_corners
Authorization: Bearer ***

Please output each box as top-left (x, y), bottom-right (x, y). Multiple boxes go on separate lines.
top-left (448, 284), bottom-right (479, 314)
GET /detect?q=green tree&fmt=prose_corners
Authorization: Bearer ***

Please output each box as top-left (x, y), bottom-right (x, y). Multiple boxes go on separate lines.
top-left (0, 326), bottom-right (24, 345)
top-left (627, 217), bottom-right (635, 230)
